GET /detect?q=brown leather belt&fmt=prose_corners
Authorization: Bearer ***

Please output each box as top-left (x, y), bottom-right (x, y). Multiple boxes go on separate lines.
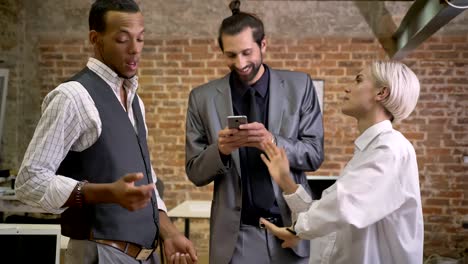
top-left (94, 239), bottom-right (156, 261)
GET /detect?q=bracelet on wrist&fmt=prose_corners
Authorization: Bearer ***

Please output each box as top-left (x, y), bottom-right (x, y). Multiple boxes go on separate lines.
top-left (75, 180), bottom-right (88, 208)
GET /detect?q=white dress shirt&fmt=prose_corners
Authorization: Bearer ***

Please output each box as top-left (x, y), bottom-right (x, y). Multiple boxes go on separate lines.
top-left (284, 120), bottom-right (424, 264)
top-left (16, 58), bottom-right (167, 214)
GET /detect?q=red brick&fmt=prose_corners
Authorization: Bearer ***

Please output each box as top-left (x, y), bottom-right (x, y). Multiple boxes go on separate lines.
top-left (191, 53), bottom-right (215, 60)
top-left (314, 44), bottom-right (339, 52)
top-left (41, 53), bottom-right (64, 60)
top-left (159, 46), bottom-right (183, 53)
top-left (310, 61), bottom-right (337, 68)
top-left (166, 53), bottom-right (190, 61)
top-left (56, 61), bottom-right (84, 68)
top-left (425, 198), bottom-right (450, 206)
top-left (269, 53), bottom-right (297, 60)
top-left (144, 39), bottom-right (163, 46)
top-left (298, 53), bottom-right (322, 60)
top-left (338, 61), bottom-right (363, 68)
top-left (266, 61), bottom-right (284, 68)
top-left (340, 44), bottom-right (369, 52)
top-left (140, 69), bottom-right (163, 76)
top-left (165, 39), bottom-right (189, 46)
top-left (184, 46), bottom-right (209, 53)
top-left (433, 52), bottom-right (460, 59)
top-left (324, 53), bottom-right (350, 60)
top-left (181, 77), bottom-right (205, 84)
top-left (288, 46), bottom-right (312, 52)
top-left (191, 39), bottom-right (215, 45)
top-left (297, 38), bottom-right (323, 45)
top-left (351, 38), bottom-right (374, 44)
top-left (192, 69), bottom-right (215, 76)
top-left (142, 47), bottom-right (157, 53)
top-left (164, 69), bottom-right (189, 75)
top-left (182, 61), bottom-right (205, 68)
top-left (423, 207), bottom-right (443, 214)
top-left (268, 46), bottom-right (286, 53)
top-left (320, 68), bottom-right (345, 76)
top-left (352, 53), bottom-right (378, 60)
top-left (427, 44), bottom-right (454, 50)
top-left (284, 61), bottom-right (309, 68)
top-left (154, 77), bottom-right (179, 84)
top-left (157, 61), bottom-right (179, 68)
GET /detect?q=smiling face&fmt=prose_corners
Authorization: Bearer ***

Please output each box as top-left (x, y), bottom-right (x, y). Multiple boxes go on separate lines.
top-left (90, 11), bottom-right (144, 79)
top-left (221, 27), bottom-right (266, 85)
top-left (341, 67), bottom-right (379, 119)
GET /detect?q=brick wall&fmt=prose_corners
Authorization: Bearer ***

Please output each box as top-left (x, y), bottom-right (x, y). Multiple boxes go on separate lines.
top-left (37, 35), bottom-right (467, 258)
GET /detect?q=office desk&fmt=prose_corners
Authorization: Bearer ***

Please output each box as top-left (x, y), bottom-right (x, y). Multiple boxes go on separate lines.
top-left (167, 200), bottom-right (211, 238)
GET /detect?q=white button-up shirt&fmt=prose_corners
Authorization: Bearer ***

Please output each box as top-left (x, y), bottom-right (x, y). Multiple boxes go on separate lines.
top-left (284, 120), bottom-right (424, 264)
top-left (16, 58), bottom-right (167, 214)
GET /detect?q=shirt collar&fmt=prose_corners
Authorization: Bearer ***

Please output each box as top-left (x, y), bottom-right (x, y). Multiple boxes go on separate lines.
top-left (354, 120), bottom-right (393, 151)
top-left (232, 64), bottom-right (270, 98)
top-left (86, 58), bottom-right (139, 95)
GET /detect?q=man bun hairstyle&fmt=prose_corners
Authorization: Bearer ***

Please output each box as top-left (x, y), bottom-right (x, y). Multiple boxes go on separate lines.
top-left (89, 0), bottom-right (140, 33)
top-left (229, 0), bottom-right (241, 15)
top-left (218, 0), bottom-right (265, 51)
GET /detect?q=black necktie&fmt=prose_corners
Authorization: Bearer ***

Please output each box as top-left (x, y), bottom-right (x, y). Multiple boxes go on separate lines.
top-left (246, 88), bottom-right (275, 210)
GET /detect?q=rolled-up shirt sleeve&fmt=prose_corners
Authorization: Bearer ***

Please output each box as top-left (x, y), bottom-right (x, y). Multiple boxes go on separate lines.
top-left (15, 84), bottom-right (92, 214)
top-left (283, 185), bottom-right (313, 222)
top-left (151, 167), bottom-right (167, 213)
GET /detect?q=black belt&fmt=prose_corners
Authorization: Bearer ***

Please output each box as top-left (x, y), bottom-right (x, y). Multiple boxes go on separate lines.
top-left (242, 215), bottom-right (283, 228)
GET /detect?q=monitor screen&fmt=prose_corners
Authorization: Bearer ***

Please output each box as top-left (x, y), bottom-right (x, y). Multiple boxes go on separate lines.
top-left (0, 224), bottom-right (61, 264)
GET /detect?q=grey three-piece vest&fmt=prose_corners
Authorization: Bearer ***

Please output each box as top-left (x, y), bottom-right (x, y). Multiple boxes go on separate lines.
top-left (57, 68), bottom-right (159, 249)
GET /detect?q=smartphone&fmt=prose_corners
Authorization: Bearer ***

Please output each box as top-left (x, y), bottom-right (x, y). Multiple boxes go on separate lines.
top-left (227, 115), bottom-right (247, 129)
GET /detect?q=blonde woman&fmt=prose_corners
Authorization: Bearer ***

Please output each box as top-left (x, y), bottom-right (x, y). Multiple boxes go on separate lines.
top-left (260, 61), bottom-right (423, 264)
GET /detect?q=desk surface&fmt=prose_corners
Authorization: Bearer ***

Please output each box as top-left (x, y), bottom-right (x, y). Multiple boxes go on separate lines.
top-left (167, 200), bottom-right (211, 219)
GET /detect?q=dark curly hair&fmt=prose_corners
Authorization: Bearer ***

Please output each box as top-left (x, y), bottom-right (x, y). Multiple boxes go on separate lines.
top-left (218, 0), bottom-right (265, 51)
top-left (89, 0), bottom-right (140, 32)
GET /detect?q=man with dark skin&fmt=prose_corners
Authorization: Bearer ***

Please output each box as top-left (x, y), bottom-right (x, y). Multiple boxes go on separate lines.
top-left (16, 1), bottom-right (197, 263)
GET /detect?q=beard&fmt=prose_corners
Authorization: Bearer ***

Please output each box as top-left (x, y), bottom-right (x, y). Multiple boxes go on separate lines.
top-left (230, 57), bottom-right (263, 84)
top-left (232, 62), bottom-right (262, 84)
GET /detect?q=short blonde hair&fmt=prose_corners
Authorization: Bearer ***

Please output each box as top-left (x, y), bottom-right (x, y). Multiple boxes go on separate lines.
top-left (370, 61), bottom-right (420, 122)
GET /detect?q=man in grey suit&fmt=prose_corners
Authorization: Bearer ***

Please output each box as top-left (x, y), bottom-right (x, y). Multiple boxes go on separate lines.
top-left (185, 1), bottom-right (324, 263)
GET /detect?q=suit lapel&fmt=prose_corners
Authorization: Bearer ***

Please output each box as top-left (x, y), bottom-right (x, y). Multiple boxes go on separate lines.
top-left (267, 69), bottom-right (291, 224)
top-left (267, 69), bottom-right (285, 134)
top-left (214, 74), bottom-right (242, 178)
top-left (214, 74), bottom-right (232, 128)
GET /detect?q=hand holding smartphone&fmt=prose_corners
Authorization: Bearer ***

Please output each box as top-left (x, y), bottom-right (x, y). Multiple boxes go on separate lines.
top-left (227, 115), bottom-right (247, 129)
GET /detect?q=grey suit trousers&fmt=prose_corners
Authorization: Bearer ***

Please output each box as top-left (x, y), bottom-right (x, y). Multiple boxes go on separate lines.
top-left (230, 224), bottom-right (309, 264)
top-left (65, 239), bottom-right (160, 264)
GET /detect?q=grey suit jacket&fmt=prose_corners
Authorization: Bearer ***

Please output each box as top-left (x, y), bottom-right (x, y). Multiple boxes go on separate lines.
top-left (185, 68), bottom-right (324, 264)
